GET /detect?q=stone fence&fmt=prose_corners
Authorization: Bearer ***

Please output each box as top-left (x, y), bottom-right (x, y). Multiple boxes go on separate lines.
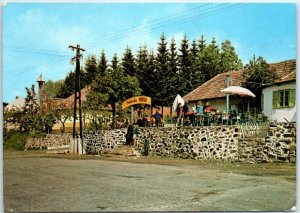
top-left (25, 123), bottom-right (296, 163)
top-left (135, 126), bottom-right (240, 161)
top-left (83, 128), bottom-right (127, 154)
top-left (25, 134), bottom-right (71, 150)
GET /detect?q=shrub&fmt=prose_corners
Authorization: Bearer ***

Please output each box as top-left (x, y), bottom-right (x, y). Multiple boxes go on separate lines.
top-left (4, 133), bottom-right (28, 150)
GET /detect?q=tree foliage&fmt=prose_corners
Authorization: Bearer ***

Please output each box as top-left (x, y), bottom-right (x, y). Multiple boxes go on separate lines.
top-left (97, 49), bottom-right (108, 77)
top-left (43, 80), bottom-right (63, 99)
top-left (84, 54), bottom-right (98, 84)
top-left (242, 55), bottom-right (277, 109)
top-left (86, 66), bottom-right (141, 128)
top-left (135, 45), bottom-right (150, 95)
top-left (220, 40), bottom-right (243, 72)
top-left (56, 33), bottom-right (244, 116)
top-left (155, 33), bottom-right (170, 106)
top-left (122, 46), bottom-right (135, 77)
top-left (20, 85), bottom-right (40, 133)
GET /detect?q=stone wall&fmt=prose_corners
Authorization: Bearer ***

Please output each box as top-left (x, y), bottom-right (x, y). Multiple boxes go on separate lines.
top-left (25, 123), bottom-right (296, 163)
top-left (238, 123), bottom-right (296, 163)
top-left (25, 134), bottom-right (71, 150)
top-left (83, 128), bottom-right (127, 154)
top-left (136, 126), bottom-right (240, 161)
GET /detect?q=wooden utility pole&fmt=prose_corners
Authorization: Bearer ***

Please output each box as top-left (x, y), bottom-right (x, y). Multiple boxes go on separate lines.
top-left (69, 44), bottom-right (85, 142)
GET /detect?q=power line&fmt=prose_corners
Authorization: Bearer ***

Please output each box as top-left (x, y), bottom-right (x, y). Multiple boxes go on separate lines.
top-left (81, 3), bottom-right (212, 47)
top-left (82, 4), bottom-right (244, 48)
top-left (84, 4), bottom-right (250, 50)
top-left (4, 46), bottom-right (69, 58)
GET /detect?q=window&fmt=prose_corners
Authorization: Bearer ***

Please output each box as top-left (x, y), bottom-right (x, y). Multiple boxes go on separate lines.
top-left (279, 90), bottom-right (289, 107)
top-left (272, 89), bottom-right (295, 109)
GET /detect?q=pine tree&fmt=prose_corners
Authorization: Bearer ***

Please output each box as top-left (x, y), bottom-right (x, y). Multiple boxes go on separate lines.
top-left (57, 69), bottom-right (87, 98)
top-left (168, 37), bottom-right (179, 105)
top-left (189, 39), bottom-right (202, 89)
top-left (122, 46), bottom-right (135, 77)
top-left (111, 53), bottom-right (119, 71)
top-left (97, 49), bottom-right (108, 76)
top-left (135, 45), bottom-right (149, 95)
top-left (146, 49), bottom-right (158, 102)
top-left (198, 35), bottom-right (206, 52)
top-left (178, 34), bottom-right (192, 95)
top-left (156, 33), bottom-right (170, 107)
top-left (84, 54), bottom-right (98, 84)
top-left (57, 71), bottom-right (76, 98)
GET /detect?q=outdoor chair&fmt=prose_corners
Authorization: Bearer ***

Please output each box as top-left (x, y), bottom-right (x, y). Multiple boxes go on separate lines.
top-left (195, 114), bottom-right (204, 126)
top-left (203, 113), bottom-right (211, 126)
top-left (222, 112), bottom-right (230, 125)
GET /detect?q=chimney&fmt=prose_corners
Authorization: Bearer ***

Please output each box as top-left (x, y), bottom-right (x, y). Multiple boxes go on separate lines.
top-left (16, 96), bottom-right (19, 99)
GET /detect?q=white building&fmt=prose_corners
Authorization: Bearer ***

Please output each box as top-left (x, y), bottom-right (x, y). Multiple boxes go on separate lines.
top-left (5, 96), bottom-right (25, 110)
top-left (184, 59), bottom-right (296, 123)
top-left (262, 71), bottom-right (296, 123)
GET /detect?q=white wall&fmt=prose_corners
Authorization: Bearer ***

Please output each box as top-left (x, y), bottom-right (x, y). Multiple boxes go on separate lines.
top-left (262, 81), bottom-right (296, 122)
top-left (187, 98), bottom-right (240, 113)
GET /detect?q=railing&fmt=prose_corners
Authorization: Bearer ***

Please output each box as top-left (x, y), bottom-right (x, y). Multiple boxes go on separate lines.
top-left (239, 121), bottom-right (270, 138)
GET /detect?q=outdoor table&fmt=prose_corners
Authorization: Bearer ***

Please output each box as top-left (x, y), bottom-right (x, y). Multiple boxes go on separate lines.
top-left (222, 112), bottom-right (230, 125)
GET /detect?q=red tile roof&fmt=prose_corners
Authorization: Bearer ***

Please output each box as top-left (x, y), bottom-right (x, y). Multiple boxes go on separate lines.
top-left (270, 59), bottom-right (296, 81)
top-left (61, 87), bottom-right (113, 111)
top-left (184, 59), bottom-right (296, 102)
top-left (184, 70), bottom-right (247, 102)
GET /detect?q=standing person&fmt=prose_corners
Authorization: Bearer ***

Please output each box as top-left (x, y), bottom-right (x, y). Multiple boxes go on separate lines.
top-left (125, 124), bottom-right (134, 145)
top-left (153, 108), bottom-right (163, 127)
top-left (183, 101), bottom-right (189, 118)
top-left (183, 101), bottom-right (190, 125)
top-left (196, 101), bottom-right (204, 126)
top-left (133, 123), bottom-right (140, 146)
top-left (176, 103), bottom-right (183, 126)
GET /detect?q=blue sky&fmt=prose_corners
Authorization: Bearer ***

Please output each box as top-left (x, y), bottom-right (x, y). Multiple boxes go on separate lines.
top-left (2, 2), bottom-right (296, 103)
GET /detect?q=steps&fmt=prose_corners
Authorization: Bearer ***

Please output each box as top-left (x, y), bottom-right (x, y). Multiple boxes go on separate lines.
top-left (46, 145), bottom-right (70, 154)
top-left (110, 145), bottom-right (141, 157)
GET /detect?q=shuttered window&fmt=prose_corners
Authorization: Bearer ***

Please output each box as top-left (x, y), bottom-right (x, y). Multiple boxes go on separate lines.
top-left (273, 89), bottom-right (295, 109)
top-left (272, 91), bottom-right (278, 109)
top-left (289, 89), bottom-right (296, 107)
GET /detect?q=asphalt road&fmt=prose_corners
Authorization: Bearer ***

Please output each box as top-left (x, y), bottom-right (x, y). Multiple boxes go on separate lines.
top-left (4, 151), bottom-right (296, 212)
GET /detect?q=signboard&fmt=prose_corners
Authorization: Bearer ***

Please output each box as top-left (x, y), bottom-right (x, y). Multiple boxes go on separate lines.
top-left (122, 96), bottom-right (151, 110)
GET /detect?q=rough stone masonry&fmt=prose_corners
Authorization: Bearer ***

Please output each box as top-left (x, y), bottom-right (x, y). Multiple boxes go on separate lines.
top-left (25, 123), bottom-right (296, 163)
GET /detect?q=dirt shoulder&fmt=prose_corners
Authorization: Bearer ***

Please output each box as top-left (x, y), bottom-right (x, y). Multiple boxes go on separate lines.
top-left (4, 150), bottom-right (296, 177)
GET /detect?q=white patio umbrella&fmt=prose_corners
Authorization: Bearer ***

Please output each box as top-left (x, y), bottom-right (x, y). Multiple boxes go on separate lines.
top-left (220, 86), bottom-right (255, 112)
top-left (220, 86), bottom-right (256, 97)
top-left (172, 94), bottom-right (185, 112)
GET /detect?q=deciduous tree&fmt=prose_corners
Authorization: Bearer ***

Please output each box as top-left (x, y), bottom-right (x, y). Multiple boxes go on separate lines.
top-left (87, 66), bottom-right (141, 129)
top-left (242, 55), bottom-right (276, 109)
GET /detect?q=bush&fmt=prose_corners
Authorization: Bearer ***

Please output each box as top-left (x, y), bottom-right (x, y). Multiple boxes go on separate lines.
top-left (3, 130), bottom-right (46, 151)
top-left (4, 132), bottom-right (28, 150)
